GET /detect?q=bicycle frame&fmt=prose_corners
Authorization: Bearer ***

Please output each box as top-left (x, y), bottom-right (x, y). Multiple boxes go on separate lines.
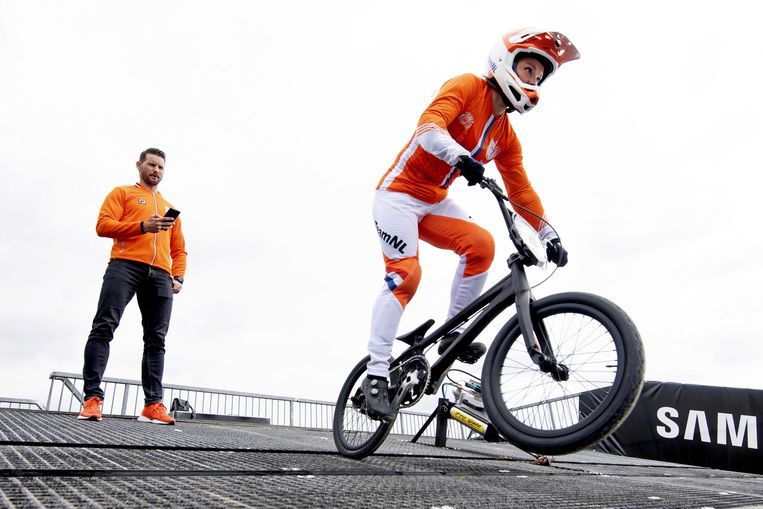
top-left (389, 178), bottom-right (565, 397)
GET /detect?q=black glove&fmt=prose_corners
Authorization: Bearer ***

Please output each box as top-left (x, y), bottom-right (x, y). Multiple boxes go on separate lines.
top-left (546, 238), bottom-right (568, 267)
top-left (455, 155), bottom-right (485, 186)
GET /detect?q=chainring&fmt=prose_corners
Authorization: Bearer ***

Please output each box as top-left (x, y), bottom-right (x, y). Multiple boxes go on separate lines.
top-left (390, 354), bottom-right (431, 408)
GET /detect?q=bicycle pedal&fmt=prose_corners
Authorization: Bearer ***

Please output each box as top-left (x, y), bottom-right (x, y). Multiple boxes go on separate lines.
top-left (459, 344), bottom-right (486, 364)
top-left (350, 388), bottom-right (364, 409)
top-left (364, 408), bottom-right (393, 423)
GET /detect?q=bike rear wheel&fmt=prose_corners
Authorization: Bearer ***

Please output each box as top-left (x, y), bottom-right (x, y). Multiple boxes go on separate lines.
top-left (482, 292), bottom-right (645, 455)
top-left (332, 356), bottom-right (396, 458)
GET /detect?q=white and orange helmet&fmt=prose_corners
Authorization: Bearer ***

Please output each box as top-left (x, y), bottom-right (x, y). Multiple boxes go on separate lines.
top-left (486, 29), bottom-right (580, 114)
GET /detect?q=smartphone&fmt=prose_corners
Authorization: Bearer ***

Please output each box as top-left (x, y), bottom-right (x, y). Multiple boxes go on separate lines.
top-left (164, 208), bottom-right (181, 219)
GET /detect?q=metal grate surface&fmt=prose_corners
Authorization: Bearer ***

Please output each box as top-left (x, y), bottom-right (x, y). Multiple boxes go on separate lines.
top-left (1, 409), bottom-right (762, 509)
top-left (0, 410), bottom-right (485, 459)
top-left (0, 446), bottom-right (572, 476)
top-left (2, 474), bottom-right (763, 509)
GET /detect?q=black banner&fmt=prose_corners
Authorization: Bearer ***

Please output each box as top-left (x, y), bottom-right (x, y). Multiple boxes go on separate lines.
top-left (581, 381), bottom-right (761, 474)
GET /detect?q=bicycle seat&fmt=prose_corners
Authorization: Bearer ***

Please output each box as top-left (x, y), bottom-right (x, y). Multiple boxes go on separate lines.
top-left (395, 319), bottom-right (435, 346)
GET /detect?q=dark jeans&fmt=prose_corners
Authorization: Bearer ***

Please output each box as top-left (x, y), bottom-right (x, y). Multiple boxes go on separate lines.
top-left (83, 259), bottom-right (174, 404)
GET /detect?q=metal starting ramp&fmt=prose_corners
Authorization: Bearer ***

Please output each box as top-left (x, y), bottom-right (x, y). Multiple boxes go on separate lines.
top-left (1, 409), bottom-right (761, 508)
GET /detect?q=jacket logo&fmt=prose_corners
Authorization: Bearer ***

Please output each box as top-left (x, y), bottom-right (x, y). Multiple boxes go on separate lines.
top-left (138, 198), bottom-right (146, 205)
top-left (458, 112), bottom-right (474, 130)
top-left (375, 221), bottom-right (408, 255)
top-left (485, 139), bottom-right (500, 160)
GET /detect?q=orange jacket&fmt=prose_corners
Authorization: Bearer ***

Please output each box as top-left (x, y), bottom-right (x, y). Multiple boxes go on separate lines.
top-left (377, 73), bottom-right (545, 229)
top-left (95, 183), bottom-right (187, 277)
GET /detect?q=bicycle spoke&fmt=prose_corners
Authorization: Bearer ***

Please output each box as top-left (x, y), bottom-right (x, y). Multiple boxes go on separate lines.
top-left (494, 305), bottom-right (624, 432)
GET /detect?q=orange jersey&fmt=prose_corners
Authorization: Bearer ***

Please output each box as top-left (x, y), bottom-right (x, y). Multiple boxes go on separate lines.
top-left (96, 184), bottom-right (187, 277)
top-left (377, 73), bottom-right (545, 229)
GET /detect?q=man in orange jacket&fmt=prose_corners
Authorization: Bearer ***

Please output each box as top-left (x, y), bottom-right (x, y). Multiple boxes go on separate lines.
top-left (78, 148), bottom-right (187, 425)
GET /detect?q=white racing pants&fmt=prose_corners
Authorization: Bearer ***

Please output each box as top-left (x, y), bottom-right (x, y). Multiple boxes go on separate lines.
top-left (367, 190), bottom-right (495, 378)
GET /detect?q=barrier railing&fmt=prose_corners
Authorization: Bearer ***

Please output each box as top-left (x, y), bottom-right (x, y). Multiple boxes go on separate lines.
top-left (510, 392), bottom-right (583, 429)
top-left (0, 397), bottom-right (45, 411)
top-left (46, 371), bottom-right (469, 440)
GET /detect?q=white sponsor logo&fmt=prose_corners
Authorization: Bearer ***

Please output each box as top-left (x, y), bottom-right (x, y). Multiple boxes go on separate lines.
top-left (656, 406), bottom-right (758, 449)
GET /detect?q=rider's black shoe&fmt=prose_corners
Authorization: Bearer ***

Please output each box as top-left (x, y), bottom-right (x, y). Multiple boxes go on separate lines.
top-left (437, 332), bottom-right (486, 364)
top-left (361, 377), bottom-right (394, 421)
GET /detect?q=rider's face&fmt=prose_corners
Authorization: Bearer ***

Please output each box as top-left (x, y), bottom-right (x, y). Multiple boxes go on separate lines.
top-left (515, 56), bottom-right (545, 86)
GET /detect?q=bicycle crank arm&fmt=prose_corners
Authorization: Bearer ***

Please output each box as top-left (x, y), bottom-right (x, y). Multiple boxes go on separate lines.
top-left (390, 377), bottom-right (421, 410)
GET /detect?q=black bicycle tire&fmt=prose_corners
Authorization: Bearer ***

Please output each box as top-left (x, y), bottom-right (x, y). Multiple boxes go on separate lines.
top-left (482, 292), bottom-right (645, 455)
top-left (332, 356), bottom-right (396, 458)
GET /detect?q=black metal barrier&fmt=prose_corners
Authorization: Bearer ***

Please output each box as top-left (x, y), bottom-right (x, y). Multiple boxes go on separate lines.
top-left (583, 381), bottom-right (761, 474)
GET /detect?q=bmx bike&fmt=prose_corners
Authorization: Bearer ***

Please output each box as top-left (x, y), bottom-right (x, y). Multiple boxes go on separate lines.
top-left (333, 177), bottom-right (645, 459)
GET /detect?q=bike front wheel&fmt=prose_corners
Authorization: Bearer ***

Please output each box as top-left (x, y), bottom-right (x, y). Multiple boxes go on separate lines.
top-left (332, 356), bottom-right (396, 459)
top-left (482, 292), bottom-right (645, 455)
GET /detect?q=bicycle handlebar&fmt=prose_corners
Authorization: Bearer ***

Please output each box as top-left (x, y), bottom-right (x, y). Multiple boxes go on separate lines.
top-left (479, 177), bottom-right (509, 201)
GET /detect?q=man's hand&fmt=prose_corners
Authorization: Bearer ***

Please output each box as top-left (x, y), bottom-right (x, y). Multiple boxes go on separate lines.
top-left (143, 214), bottom-right (175, 234)
top-left (172, 279), bottom-right (183, 294)
top-left (456, 156), bottom-right (485, 186)
top-left (546, 238), bottom-right (569, 267)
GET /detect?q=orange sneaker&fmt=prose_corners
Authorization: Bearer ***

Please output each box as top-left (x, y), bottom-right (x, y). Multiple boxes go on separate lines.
top-left (138, 402), bottom-right (175, 425)
top-left (78, 397), bottom-right (103, 421)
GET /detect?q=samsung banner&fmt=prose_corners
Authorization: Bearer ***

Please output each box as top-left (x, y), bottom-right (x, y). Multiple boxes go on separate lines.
top-left (582, 381), bottom-right (761, 474)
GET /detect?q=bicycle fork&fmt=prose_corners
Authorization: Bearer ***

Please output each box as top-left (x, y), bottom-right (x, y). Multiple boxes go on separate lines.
top-left (510, 255), bottom-right (569, 382)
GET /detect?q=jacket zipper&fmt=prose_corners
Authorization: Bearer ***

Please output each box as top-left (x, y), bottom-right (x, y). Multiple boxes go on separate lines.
top-left (150, 192), bottom-right (158, 267)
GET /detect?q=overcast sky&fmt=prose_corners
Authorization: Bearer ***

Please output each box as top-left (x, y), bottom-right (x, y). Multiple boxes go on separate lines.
top-left (1, 1), bottom-right (761, 408)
